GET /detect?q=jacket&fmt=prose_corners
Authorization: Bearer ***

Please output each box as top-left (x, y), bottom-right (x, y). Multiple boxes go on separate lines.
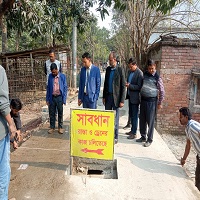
top-left (103, 65), bottom-right (126, 107)
top-left (78, 65), bottom-right (101, 103)
top-left (46, 72), bottom-right (68, 104)
top-left (126, 67), bottom-right (143, 104)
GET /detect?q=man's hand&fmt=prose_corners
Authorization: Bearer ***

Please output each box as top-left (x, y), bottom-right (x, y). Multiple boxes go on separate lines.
top-left (157, 104), bottom-right (162, 109)
top-left (125, 82), bottom-right (130, 88)
top-left (9, 124), bottom-right (16, 138)
top-left (103, 98), bottom-right (105, 106)
top-left (181, 139), bottom-right (190, 167)
top-left (46, 101), bottom-right (49, 106)
top-left (78, 99), bottom-right (82, 106)
top-left (119, 102), bottom-right (124, 108)
top-left (15, 130), bottom-right (21, 141)
top-left (180, 157), bottom-right (186, 166)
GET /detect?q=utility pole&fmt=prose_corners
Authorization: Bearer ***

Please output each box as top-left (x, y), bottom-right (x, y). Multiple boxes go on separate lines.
top-left (72, 18), bottom-right (77, 89)
top-left (1, 15), bottom-right (7, 53)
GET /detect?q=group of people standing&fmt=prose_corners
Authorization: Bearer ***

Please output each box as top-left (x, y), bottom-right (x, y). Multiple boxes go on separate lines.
top-left (78, 51), bottom-right (126, 144)
top-left (125, 58), bottom-right (165, 147)
top-left (77, 51), bottom-right (165, 146)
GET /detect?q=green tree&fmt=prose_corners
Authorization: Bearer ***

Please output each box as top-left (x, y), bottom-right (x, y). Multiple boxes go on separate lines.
top-left (148, 0), bottom-right (180, 13)
top-left (5, 0), bottom-right (94, 49)
top-left (77, 18), bottom-right (110, 66)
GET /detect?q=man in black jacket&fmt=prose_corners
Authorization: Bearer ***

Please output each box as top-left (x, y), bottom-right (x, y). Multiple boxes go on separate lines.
top-left (103, 52), bottom-right (126, 144)
top-left (125, 58), bottom-right (143, 139)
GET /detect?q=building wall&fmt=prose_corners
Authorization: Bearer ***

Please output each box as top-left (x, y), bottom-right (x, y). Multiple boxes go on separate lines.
top-left (149, 39), bottom-right (200, 134)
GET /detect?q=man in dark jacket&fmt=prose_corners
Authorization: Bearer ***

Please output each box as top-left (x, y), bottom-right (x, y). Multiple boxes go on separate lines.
top-left (125, 58), bottom-right (143, 139)
top-left (103, 52), bottom-right (126, 144)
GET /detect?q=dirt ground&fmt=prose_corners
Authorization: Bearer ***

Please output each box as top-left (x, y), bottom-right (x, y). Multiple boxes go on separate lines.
top-left (160, 133), bottom-right (196, 182)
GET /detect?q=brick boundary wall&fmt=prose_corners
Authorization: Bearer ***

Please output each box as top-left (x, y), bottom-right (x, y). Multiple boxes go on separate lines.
top-left (149, 37), bottom-right (200, 134)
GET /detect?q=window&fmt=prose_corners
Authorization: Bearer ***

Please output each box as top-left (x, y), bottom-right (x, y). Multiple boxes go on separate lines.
top-left (192, 72), bottom-right (200, 107)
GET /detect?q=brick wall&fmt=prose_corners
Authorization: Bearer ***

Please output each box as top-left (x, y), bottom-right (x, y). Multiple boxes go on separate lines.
top-left (149, 38), bottom-right (200, 134)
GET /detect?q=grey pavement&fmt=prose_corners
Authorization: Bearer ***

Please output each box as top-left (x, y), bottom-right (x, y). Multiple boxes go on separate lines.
top-left (9, 78), bottom-right (200, 200)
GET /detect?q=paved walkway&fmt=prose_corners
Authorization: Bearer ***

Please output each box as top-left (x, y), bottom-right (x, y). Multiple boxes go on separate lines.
top-left (9, 93), bottom-right (200, 200)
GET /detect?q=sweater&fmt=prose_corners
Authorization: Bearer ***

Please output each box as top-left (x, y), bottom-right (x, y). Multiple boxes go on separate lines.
top-left (0, 65), bottom-right (10, 140)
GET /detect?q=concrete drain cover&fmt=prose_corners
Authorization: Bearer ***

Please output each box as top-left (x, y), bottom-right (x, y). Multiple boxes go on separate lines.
top-left (70, 157), bottom-right (118, 179)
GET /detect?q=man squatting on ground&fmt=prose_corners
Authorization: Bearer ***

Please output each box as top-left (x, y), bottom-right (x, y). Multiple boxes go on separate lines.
top-left (10, 98), bottom-right (23, 149)
top-left (179, 107), bottom-right (200, 191)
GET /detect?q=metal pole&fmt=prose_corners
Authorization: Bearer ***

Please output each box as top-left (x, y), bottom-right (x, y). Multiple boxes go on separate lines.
top-left (72, 18), bottom-right (77, 89)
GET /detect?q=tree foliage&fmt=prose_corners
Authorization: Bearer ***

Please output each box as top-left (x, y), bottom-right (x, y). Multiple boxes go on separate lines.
top-left (1, 0), bottom-right (111, 67)
top-left (0, 0), bottom-right (180, 23)
top-left (108, 0), bottom-right (200, 68)
top-left (77, 18), bottom-right (110, 66)
top-left (148, 0), bottom-right (180, 14)
top-left (0, 0), bottom-right (15, 21)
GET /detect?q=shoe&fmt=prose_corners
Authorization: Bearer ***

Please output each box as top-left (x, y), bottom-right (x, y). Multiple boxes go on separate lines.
top-left (48, 129), bottom-right (55, 134)
top-left (123, 124), bottom-right (131, 130)
top-left (136, 137), bottom-right (146, 143)
top-left (58, 128), bottom-right (65, 134)
top-left (114, 139), bottom-right (118, 144)
top-left (125, 131), bottom-right (132, 135)
top-left (144, 141), bottom-right (152, 147)
top-left (127, 134), bottom-right (137, 139)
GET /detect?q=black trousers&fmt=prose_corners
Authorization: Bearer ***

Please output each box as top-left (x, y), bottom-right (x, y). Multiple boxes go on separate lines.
top-left (139, 99), bottom-right (157, 142)
top-left (195, 155), bottom-right (200, 191)
top-left (49, 95), bottom-right (63, 129)
top-left (105, 94), bottom-right (119, 139)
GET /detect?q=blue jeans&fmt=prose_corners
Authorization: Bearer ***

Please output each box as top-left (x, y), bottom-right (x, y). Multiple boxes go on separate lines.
top-left (129, 102), bottom-right (139, 134)
top-left (83, 94), bottom-right (97, 109)
top-left (105, 94), bottom-right (119, 139)
top-left (49, 95), bottom-right (63, 129)
top-left (0, 133), bottom-right (10, 200)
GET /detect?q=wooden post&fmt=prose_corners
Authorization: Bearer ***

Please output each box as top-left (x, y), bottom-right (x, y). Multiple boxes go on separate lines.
top-left (30, 53), bottom-right (34, 75)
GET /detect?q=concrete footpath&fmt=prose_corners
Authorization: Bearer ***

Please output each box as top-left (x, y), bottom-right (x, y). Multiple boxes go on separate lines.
top-left (9, 93), bottom-right (200, 200)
